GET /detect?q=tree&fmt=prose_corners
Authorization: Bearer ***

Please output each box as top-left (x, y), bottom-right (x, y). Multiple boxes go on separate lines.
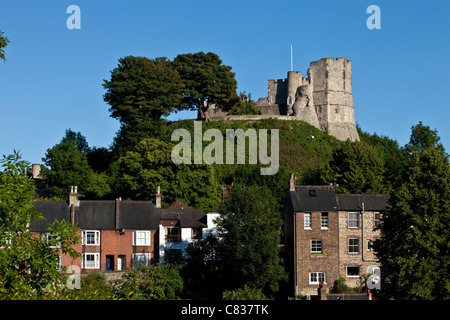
top-left (117, 264), bottom-right (183, 300)
top-left (374, 146), bottom-right (450, 300)
top-left (115, 138), bottom-right (221, 211)
top-left (41, 130), bottom-right (110, 199)
top-left (405, 121), bottom-right (446, 154)
top-left (104, 56), bottom-right (185, 124)
top-left (228, 92), bottom-right (260, 115)
top-left (330, 140), bottom-right (386, 194)
top-left (0, 152), bottom-right (80, 299)
top-left (0, 30), bottom-right (10, 61)
top-left (217, 184), bottom-right (287, 295)
top-left (182, 234), bottom-right (223, 299)
top-left (173, 52), bottom-right (239, 121)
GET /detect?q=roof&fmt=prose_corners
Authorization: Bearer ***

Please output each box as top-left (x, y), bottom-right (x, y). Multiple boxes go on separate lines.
top-left (289, 185), bottom-right (339, 212)
top-left (32, 199), bottom-right (160, 232)
top-left (167, 200), bottom-right (190, 210)
top-left (288, 185), bottom-right (388, 212)
top-left (161, 208), bottom-right (206, 228)
top-left (336, 194), bottom-right (388, 211)
top-left (31, 201), bottom-right (70, 232)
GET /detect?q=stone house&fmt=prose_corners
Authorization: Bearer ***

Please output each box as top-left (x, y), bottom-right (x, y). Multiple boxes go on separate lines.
top-left (284, 176), bottom-right (387, 297)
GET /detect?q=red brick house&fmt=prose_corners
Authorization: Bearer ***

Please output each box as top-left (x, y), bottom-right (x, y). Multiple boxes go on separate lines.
top-left (284, 176), bottom-right (388, 297)
top-left (31, 187), bottom-right (160, 273)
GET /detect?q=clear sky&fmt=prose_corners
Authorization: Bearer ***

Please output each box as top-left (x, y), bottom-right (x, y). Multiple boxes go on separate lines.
top-left (1, 0), bottom-right (449, 164)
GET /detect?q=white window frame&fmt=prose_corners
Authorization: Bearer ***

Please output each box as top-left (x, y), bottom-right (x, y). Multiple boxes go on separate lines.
top-left (321, 212), bottom-right (329, 229)
top-left (132, 253), bottom-right (151, 268)
top-left (310, 239), bottom-right (322, 254)
top-left (43, 232), bottom-right (61, 248)
top-left (309, 272), bottom-right (326, 285)
top-left (374, 212), bottom-right (381, 228)
top-left (304, 212), bottom-right (312, 229)
top-left (82, 253), bottom-right (100, 269)
top-left (346, 265), bottom-right (360, 277)
top-left (348, 238), bottom-right (359, 254)
top-left (348, 212), bottom-right (359, 228)
top-left (133, 230), bottom-right (151, 246)
top-left (82, 230), bottom-right (100, 246)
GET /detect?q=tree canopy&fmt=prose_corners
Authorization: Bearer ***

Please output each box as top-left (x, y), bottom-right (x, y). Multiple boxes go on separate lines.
top-left (173, 52), bottom-right (238, 121)
top-left (0, 30), bottom-right (9, 62)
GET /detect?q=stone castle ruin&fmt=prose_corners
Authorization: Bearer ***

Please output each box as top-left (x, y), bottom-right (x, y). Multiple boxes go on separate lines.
top-left (208, 57), bottom-right (360, 142)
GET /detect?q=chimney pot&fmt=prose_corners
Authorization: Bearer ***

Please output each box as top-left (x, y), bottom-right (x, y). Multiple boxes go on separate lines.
top-left (289, 173), bottom-right (295, 191)
top-left (155, 186), bottom-right (161, 208)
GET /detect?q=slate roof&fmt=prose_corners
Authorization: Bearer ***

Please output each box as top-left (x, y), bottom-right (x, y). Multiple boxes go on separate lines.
top-left (32, 200), bottom-right (160, 232)
top-left (288, 185), bottom-right (388, 212)
top-left (336, 194), bottom-right (388, 211)
top-left (161, 200), bottom-right (206, 228)
top-left (289, 185), bottom-right (339, 212)
top-left (31, 201), bottom-right (71, 232)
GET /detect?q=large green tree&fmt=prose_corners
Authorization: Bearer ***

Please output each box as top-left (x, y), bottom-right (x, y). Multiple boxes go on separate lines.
top-left (115, 138), bottom-right (221, 211)
top-left (375, 145), bottom-right (450, 299)
top-left (173, 52), bottom-right (239, 121)
top-left (41, 130), bottom-right (110, 199)
top-left (0, 152), bottom-right (80, 299)
top-left (330, 140), bottom-right (386, 194)
top-left (217, 184), bottom-right (287, 296)
top-left (103, 56), bottom-right (185, 154)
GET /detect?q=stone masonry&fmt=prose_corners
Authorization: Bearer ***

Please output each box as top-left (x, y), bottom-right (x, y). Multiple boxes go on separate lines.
top-left (208, 57), bottom-right (360, 142)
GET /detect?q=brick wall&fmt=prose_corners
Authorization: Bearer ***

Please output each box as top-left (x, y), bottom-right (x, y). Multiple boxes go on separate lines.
top-left (295, 211), bottom-right (340, 296)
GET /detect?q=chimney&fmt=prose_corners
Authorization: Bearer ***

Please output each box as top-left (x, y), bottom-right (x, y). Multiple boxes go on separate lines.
top-left (69, 186), bottom-right (79, 206)
top-left (155, 186), bottom-right (161, 208)
top-left (69, 186), bottom-right (79, 226)
top-left (289, 173), bottom-right (296, 191)
top-left (32, 164), bottom-right (41, 179)
top-left (115, 197), bottom-right (121, 230)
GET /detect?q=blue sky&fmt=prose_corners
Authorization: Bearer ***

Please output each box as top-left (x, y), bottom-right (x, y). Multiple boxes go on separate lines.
top-left (1, 0), bottom-right (449, 164)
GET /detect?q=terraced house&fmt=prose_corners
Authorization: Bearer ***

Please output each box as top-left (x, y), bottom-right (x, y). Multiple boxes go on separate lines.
top-left (30, 187), bottom-right (218, 273)
top-left (284, 175), bottom-right (388, 297)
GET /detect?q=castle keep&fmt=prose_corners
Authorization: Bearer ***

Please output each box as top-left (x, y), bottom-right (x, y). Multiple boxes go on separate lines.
top-left (210, 57), bottom-right (360, 142)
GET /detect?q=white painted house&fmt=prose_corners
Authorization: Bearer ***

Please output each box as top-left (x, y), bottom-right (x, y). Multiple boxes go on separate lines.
top-left (158, 200), bottom-right (219, 262)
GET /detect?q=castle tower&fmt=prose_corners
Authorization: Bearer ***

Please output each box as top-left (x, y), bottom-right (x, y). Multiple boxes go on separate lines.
top-left (286, 71), bottom-right (302, 115)
top-left (309, 58), bottom-right (359, 141)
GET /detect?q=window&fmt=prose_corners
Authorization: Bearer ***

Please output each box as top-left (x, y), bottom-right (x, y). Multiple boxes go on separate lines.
top-left (335, 107), bottom-right (340, 114)
top-left (309, 272), bottom-right (326, 285)
top-left (321, 212), bottom-right (329, 229)
top-left (346, 266), bottom-right (360, 277)
top-left (82, 230), bottom-right (100, 245)
top-left (132, 253), bottom-right (150, 268)
top-left (309, 189), bottom-right (317, 197)
top-left (304, 213), bottom-right (312, 229)
top-left (318, 106), bottom-right (322, 114)
top-left (348, 238), bottom-right (359, 254)
top-left (43, 233), bottom-right (61, 248)
top-left (82, 253), bottom-right (100, 269)
top-left (55, 255), bottom-right (61, 271)
top-left (165, 227), bottom-right (181, 242)
top-left (374, 212), bottom-right (381, 228)
top-left (191, 227), bottom-right (203, 240)
top-left (311, 239), bottom-right (323, 254)
top-left (348, 212), bottom-right (359, 228)
top-left (365, 240), bottom-right (373, 252)
top-left (133, 230), bottom-right (151, 246)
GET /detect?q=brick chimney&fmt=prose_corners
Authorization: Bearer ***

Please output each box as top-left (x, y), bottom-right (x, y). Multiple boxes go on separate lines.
top-left (69, 186), bottom-right (79, 226)
top-left (69, 186), bottom-right (79, 206)
top-left (155, 186), bottom-right (161, 208)
top-left (289, 173), bottom-right (295, 191)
